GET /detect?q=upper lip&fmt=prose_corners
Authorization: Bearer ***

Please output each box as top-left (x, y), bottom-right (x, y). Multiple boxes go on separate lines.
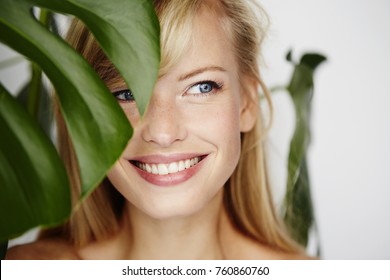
top-left (129, 153), bottom-right (208, 164)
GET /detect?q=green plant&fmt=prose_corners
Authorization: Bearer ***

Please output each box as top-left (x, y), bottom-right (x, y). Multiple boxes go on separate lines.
top-left (0, 0), bottom-right (160, 257)
top-left (281, 50), bottom-right (326, 248)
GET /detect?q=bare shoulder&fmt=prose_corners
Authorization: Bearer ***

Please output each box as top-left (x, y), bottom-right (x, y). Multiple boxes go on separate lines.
top-left (6, 239), bottom-right (81, 260)
top-left (251, 245), bottom-right (316, 260)
top-left (226, 235), bottom-right (315, 260)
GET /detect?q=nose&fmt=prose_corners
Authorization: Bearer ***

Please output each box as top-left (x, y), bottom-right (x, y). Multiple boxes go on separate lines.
top-left (140, 92), bottom-right (187, 147)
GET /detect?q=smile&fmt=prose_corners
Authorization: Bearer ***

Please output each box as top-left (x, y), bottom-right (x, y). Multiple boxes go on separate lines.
top-left (129, 154), bottom-right (208, 187)
top-left (133, 156), bottom-right (201, 175)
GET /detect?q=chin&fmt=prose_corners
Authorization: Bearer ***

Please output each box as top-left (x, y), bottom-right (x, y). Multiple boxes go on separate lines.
top-left (127, 185), bottom-right (223, 221)
top-left (137, 194), bottom-right (212, 220)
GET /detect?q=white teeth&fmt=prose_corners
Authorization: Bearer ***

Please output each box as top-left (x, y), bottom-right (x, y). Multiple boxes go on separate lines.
top-left (145, 163), bottom-right (152, 173)
top-left (178, 161), bottom-right (185, 172)
top-left (136, 156), bottom-right (201, 175)
top-left (168, 162), bottom-right (179, 173)
top-left (151, 164), bottom-right (158, 174)
top-left (157, 163), bottom-right (168, 175)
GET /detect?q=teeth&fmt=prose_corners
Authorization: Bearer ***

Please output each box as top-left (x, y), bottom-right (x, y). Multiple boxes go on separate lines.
top-left (168, 162), bottom-right (179, 173)
top-left (145, 163), bottom-right (152, 173)
top-left (151, 164), bottom-right (158, 174)
top-left (136, 156), bottom-right (201, 175)
top-left (158, 163), bottom-right (168, 175)
top-left (178, 161), bottom-right (185, 172)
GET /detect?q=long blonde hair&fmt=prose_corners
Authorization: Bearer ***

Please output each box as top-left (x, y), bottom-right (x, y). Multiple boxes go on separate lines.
top-left (43, 0), bottom-right (303, 254)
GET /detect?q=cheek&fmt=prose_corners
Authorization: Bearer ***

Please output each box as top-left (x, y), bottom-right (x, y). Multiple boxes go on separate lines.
top-left (120, 103), bottom-right (141, 127)
top-left (107, 160), bottom-right (145, 211)
top-left (215, 102), bottom-right (240, 139)
top-left (106, 161), bottom-right (131, 196)
top-left (188, 97), bottom-right (240, 134)
top-left (216, 102), bottom-right (241, 161)
top-left (189, 98), bottom-right (242, 167)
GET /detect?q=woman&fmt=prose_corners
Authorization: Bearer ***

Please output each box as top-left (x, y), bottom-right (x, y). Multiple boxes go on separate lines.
top-left (7, 0), bottom-right (307, 259)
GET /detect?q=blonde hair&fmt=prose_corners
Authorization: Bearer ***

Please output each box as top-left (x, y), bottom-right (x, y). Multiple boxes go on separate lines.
top-left (43, 0), bottom-right (303, 254)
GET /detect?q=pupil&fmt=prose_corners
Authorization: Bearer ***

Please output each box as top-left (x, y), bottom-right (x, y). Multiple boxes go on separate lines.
top-left (200, 83), bottom-right (211, 93)
top-left (122, 90), bottom-right (134, 101)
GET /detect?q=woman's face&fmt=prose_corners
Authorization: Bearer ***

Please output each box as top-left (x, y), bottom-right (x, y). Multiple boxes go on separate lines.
top-left (107, 9), bottom-right (257, 219)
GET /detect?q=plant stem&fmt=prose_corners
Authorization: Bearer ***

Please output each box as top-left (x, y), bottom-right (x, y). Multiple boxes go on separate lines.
top-left (27, 8), bottom-right (49, 118)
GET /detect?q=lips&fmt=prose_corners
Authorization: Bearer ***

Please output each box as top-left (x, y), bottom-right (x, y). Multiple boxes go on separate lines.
top-left (129, 154), bottom-right (207, 187)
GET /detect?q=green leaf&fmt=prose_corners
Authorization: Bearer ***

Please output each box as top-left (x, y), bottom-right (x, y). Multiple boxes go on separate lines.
top-left (0, 0), bottom-right (159, 241)
top-left (17, 80), bottom-right (53, 137)
top-left (285, 157), bottom-right (313, 246)
top-left (0, 0), bottom-right (160, 198)
top-left (33, 0), bottom-right (161, 116)
top-left (284, 51), bottom-right (326, 246)
top-left (300, 53), bottom-right (327, 71)
top-left (0, 84), bottom-right (71, 242)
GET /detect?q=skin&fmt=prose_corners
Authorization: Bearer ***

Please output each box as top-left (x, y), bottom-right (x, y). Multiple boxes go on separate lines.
top-left (80, 7), bottom-right (258, 259)
top-left (6, 8), bottom-right (309, 260)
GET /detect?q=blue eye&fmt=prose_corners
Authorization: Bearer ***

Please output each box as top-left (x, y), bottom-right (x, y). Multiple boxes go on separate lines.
top-left (113, 89), bottom-right (135, 102)
top-left (198, 83), bottom-right (213, 93)
top-left (187, 81), bottom-right (222, 95)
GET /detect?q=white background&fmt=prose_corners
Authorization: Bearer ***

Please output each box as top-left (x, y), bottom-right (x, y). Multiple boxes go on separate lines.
top-left (260, 0), bottom-right (390, 259)
top-left (1, 0), bottom-right (389, 259)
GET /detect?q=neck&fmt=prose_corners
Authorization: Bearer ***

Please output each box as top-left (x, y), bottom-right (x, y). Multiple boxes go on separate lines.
top-left (121, 190), bottom-right (229, 260)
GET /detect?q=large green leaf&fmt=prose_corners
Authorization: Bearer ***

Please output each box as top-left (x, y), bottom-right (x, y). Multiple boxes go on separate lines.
top-left (0, 0), bottom-right (160, 240)
top-left (284, 51), bottom-right (326, 246)
top-left (33, 0), bottom-right (161, 115)
top-left (0, 0), bottom-right (159, 198)
top-left (0, 84), bottom-right (70, 241)
top-left (16, 78), bottom-right (54, 138)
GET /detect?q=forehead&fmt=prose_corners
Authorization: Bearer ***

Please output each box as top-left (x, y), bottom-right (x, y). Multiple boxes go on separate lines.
top-left (158, 6), bottom-right (237, 78)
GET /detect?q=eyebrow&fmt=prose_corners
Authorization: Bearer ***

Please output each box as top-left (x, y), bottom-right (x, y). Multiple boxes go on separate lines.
top-left (178, 66), bottom-right (227, 81)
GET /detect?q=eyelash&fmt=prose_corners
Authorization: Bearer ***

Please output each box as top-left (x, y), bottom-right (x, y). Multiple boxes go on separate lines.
top-left (185, 80), bottom-right (224, 97)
